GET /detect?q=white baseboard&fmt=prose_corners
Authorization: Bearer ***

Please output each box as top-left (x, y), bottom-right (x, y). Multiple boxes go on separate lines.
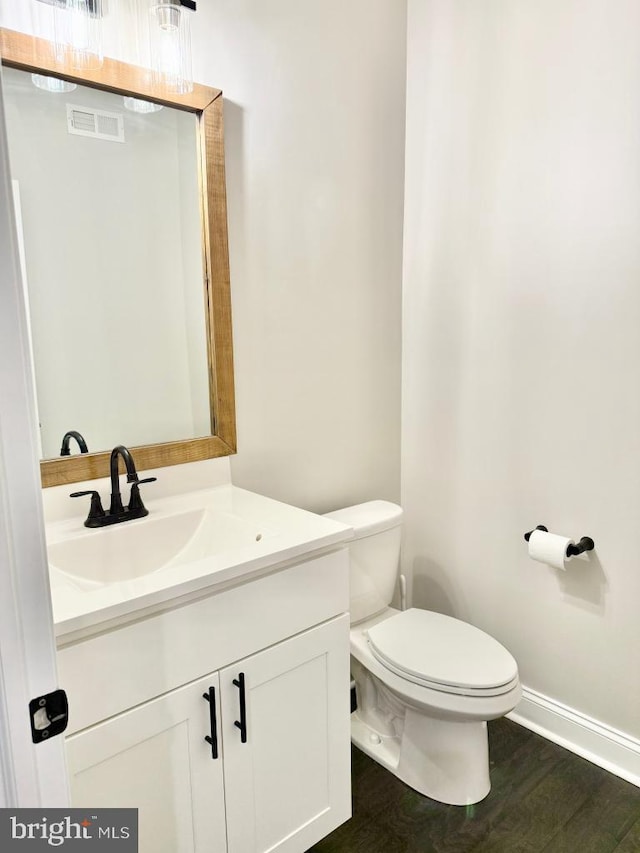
top-left (506, 686), bottom-right (640, 788)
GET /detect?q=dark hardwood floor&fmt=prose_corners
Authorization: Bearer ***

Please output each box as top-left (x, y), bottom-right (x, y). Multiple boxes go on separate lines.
top-left (309, 719), bottom-right (640, 852)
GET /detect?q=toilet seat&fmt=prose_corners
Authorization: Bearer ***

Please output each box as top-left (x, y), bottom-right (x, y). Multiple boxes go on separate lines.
top-left (366, 608), bottom-right (519, 697)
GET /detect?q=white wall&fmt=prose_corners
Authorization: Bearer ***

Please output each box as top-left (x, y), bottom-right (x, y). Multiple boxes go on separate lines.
top-left (193, 1), bottom-right (406, 511)
top-left (403, 0), bottom-right (640, 743)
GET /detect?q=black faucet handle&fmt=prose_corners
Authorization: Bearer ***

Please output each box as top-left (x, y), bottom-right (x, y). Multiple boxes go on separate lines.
top-left (70, 489), bottom-right (101, 500)
top-left (69, 490), bottom-right (106, 526)
top-left (127, 477), bottom-right (157, 516)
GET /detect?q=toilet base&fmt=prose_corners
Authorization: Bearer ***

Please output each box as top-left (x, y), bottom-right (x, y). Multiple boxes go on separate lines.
top-left (351, 709), bottom-right (490, 806)
top-left (348, 609), bottom-right (520, 805)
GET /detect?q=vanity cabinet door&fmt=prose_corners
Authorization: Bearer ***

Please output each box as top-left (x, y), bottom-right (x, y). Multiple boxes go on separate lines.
top-left (66, 672), bottom-right (227, 853)
top-left (221, 614), bottom-right (351, 853)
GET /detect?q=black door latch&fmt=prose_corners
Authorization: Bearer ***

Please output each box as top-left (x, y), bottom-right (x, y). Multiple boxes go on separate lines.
top-left (29, 689), bottom-right (69, 744)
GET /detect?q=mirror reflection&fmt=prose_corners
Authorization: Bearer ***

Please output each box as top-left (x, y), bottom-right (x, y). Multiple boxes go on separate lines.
top-left (2, 67), bottom-right (212, 460)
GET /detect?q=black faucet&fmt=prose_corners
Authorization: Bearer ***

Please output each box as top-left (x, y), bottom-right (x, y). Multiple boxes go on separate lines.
top-left (60, 430), bottom-right (89, 456)
top-left (109, 445), bottom-right (139, 515)
top-left (70, 445), bottom-right (157, 528)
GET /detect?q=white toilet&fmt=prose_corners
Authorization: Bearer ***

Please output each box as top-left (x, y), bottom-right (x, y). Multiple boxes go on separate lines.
top-left (324, 500), bottom-right (521, 806)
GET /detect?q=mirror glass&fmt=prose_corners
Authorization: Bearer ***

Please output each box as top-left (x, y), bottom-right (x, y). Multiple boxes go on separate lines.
top-left (2, 66), bottom-right (212, 460)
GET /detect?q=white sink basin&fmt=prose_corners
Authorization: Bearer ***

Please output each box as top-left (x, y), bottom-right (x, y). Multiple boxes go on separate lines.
top-left (45, 482), bottom-right (353, 637)
top-left (48, 508), bottom-right (266, 585)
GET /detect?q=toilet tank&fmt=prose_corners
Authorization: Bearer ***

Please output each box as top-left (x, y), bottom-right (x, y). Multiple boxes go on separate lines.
top-left (323, 501), bottom-right (403, 624)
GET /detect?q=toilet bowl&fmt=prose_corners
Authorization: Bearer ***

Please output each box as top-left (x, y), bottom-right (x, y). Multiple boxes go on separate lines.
top-left (324, 501), bottom-right (521, 806)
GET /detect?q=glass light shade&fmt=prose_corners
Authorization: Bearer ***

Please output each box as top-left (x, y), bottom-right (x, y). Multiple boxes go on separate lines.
top-left (31, 73), bottom-right (77, 93)
top-left (149, 0), bottom-right (193, 95)
top-left (123, 96), bottom-right (163, 113)
top-left (54, 0), bottom-right (104, 71)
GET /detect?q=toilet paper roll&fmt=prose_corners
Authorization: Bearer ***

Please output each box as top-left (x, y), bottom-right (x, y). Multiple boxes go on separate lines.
top-left (528, 529), bottom-right (575, 570)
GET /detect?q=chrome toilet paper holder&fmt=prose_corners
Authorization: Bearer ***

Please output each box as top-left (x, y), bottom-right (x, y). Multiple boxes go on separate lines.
top-left (524, 525), bottom-right (595, 557)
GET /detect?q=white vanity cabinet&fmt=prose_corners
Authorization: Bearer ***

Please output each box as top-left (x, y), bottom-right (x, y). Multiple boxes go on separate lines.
top-left (67, 671), bottom-right (228, 852)
top-left (220, 617), bottom-right (349, 853)
top-left (58, 549), bottom-right (351, 853)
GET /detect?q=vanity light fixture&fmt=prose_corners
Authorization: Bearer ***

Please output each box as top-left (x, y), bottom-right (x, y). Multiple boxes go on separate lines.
top-left (123, 96), bottom-right (163, 113)
top-left (31, 73), bottom-right (77, 93)
top-left (35, 0), bottom-right (104, 71)
top-left (149, 0), bottom-right (195, 95)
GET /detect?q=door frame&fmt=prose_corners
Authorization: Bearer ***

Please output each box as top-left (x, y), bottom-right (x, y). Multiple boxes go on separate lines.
top-left (0, 59), bottom-right (68, 807)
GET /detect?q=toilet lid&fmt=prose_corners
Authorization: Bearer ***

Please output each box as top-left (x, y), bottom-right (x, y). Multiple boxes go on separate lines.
top-left (367, 609), bottom-right (518, 692)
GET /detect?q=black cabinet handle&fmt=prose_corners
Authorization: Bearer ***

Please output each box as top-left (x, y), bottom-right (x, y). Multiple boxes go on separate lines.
top-left (233, 673), bottom-right (247, 743)
top-left (202, 687), bottom-right (218, 759)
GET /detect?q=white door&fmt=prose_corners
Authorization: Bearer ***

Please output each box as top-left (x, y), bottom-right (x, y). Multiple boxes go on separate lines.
top-left (0, 60), bottom-right (68, 807)
top-left (221, 615), bottom-right (352, 853)
top-left (67, 672), bottom-right (228, 853)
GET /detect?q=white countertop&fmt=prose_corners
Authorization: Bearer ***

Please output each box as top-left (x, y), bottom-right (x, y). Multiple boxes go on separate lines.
top-left (46, 483), bottom-right (353, 639)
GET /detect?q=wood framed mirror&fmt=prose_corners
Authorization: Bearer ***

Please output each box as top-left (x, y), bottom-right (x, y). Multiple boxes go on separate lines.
top-left (0, 28), bottom-right (236, 487)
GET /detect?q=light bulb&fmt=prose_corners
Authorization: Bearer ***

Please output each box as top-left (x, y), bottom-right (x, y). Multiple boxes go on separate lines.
top-left (156, 3), bottom-right (180, 31)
